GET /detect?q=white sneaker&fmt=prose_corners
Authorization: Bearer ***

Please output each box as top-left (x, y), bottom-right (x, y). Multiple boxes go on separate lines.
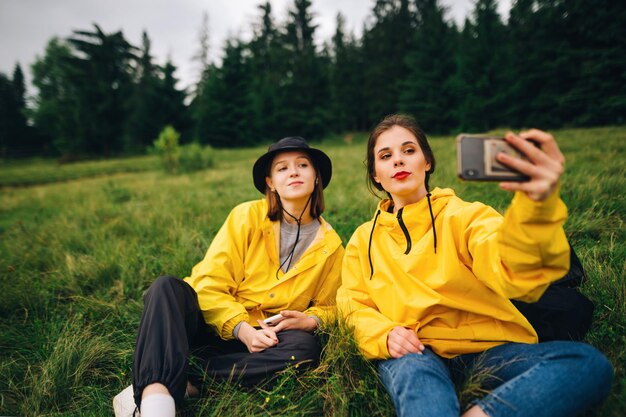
top-left (113, 384), bottom-right (139, 417)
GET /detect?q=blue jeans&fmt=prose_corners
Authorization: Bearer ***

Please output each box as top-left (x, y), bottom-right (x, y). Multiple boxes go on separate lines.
top-left (378, 341), bottom-right (612, 417)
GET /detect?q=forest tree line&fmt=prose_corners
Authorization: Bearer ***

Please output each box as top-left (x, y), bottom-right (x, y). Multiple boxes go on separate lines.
top-left (1, 0), bottom-right (624, 158)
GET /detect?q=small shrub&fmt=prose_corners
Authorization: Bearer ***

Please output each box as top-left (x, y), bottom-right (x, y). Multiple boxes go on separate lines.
top-left (179, 142), bottom-right (215, 173)
top-left (152, 125), bottom-right (180, 174)
top-left (152, 127), bottom-right (214, 175)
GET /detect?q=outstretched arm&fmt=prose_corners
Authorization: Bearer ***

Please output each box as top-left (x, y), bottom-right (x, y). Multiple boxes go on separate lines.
top-left (464, 129), bottom-right (569, 301)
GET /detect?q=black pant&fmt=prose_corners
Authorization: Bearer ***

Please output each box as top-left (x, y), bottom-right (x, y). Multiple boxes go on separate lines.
top-left (132, 276), bottom-right (321, 407)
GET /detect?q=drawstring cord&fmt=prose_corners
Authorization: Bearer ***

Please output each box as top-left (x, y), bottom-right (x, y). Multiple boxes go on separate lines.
top-left (426, 192), bottom-right (437, 254)
top-left (367, 210), bottom-right (381, 280)
top-left (368, 192), bottom-right (438, 280)
top-left (275, 190), bottom-right (314, 279)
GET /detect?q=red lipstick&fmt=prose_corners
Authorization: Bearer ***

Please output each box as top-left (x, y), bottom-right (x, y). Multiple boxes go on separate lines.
top-left (393, 171), bottom-right (411, 180)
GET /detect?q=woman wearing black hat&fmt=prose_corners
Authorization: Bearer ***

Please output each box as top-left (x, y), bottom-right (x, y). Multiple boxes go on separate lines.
top-left (113, 137), bottom-right (344, 417)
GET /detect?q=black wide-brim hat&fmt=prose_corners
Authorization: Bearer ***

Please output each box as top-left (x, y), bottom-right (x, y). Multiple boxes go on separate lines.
top-left (252, 136), bottom-right (332, 194)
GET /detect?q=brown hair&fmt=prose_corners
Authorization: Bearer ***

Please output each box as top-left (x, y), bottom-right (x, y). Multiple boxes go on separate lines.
top-left (265, 154), bottom-right (325, 221)
top-left (366, 114), bottom-right (436, 195)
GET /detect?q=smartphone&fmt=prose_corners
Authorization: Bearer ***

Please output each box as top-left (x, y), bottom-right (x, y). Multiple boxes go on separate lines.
top-left (263, 314), bottom-right (285, 326)
top-left (456, 134), bottom-right (531, 182)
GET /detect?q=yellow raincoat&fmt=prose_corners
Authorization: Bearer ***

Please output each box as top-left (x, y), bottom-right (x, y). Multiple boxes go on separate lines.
top-left (337, 187), bottom-right (569, 359)
top-left (185, 199), bottom-right (344, 340)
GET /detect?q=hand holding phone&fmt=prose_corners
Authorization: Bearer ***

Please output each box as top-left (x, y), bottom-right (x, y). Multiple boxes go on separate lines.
top-left (261, 311), bottom-right (318, 332)
top-left (457, 134), bottom-right (534, 182)
top-left (458, 129), bottom-right (565, 201)
top-left (263, 313), bottom-right (286, 326)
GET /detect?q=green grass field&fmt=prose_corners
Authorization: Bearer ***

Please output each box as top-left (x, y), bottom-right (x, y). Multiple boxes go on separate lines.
top-left (1, 126), bottom-right (624, 416)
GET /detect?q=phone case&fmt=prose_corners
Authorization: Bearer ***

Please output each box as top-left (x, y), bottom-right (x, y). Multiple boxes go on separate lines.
top-left (456, 134), bottom-right (530, 182)
top-left (263, 314), bottom-right (285, 326)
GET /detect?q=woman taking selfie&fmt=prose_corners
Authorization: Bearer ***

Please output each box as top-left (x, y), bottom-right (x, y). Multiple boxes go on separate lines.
top-left (114, 137), bottom-right (343, 417)
top-left (337, 114), bottom-right (612, 417)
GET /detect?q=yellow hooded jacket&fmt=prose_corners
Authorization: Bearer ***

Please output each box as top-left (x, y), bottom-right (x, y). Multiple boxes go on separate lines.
top-left (184, 199), bottom-right (344, 340)
top-left (337, 187), bottom-right (569, 359)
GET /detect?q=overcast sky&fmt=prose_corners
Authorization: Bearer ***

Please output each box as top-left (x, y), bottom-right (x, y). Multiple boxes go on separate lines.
top-left (1, 0), bottom-right (511, 94)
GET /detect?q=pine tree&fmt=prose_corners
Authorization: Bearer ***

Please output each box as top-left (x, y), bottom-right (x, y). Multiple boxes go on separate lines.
top-left (31, 38), bottom-right (82, 157)
top-left (329, 13), bottom-right (367, 132)
top-left (247, 2), bottom-right (280, 141)
top-left (8, 64), bottom-right (32, 154)
top-left (66, 24), bottom-right (137, 156)
top-left (125, 31), bottom-right (164, 152)
top-left (159, 60), bottom-right (192, 142)
top-left (501, 0), bottom-right (535, 127)
top-left (362, 0), bottom-right (414, 126)
top-left (193, 12), bottom-right (211, 93)
top-left (190, 12), bottom-right (213, 142)
top-left (560, 0), bottom-right (626, 126)
top-left (399, 0), bottom-right (457, 133)
top-left (0, 72), bottom-right (25, 157)
top-left (275, 0), bottom-right (331, 140)
top-left (11, 64), bottom-right (26, 112)
top-left (195, 39), bottom-right (254, 147)
top-left (453, 0), bottom-right (508, 131)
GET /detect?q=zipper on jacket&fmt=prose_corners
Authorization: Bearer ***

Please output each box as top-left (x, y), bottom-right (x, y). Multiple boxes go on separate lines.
top-left (396, 208), bottom-right (412, 255)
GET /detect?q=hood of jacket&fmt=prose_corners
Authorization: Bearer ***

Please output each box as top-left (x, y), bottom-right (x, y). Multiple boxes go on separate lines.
top-left (375, 187), bottom-right (455, 238)
top-left (364, 188), bottom-right (455, 279)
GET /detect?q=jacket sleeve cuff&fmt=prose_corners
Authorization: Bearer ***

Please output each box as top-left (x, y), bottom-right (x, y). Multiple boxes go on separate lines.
top-left (221, 312), bottom-right (249, 340)
top-left (377, 333), bottom-right (391, 359)
top-left (308, 315), bottom-right (322, 329)
top-left (232, 321), bottom-right (244, 340)
top-left (510, 184), bottom-right (566, 223)
top-left (304, 306), bottom-right (335, 324)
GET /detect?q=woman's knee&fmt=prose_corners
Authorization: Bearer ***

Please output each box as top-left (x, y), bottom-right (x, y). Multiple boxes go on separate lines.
top-left (540, 341), bottom-right (614, 406)
top-left (575, 343), bottom-right (613, 394)
top-left (149, 275), bottom-right (180, 290)
top-left (144, 275), bottom-right (184, 300)
top-left (277, 330), bottom-right (321, 362)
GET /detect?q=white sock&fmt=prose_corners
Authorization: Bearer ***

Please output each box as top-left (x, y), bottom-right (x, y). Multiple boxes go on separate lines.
top-left (140, 393), bottom-right (175, 417)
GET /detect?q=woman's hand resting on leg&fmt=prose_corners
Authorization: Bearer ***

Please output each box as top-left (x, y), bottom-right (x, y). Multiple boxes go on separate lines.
top-left (237, 321), bottom-right (278, 353)
top-left (387, 326), bottom-right (425, 359)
